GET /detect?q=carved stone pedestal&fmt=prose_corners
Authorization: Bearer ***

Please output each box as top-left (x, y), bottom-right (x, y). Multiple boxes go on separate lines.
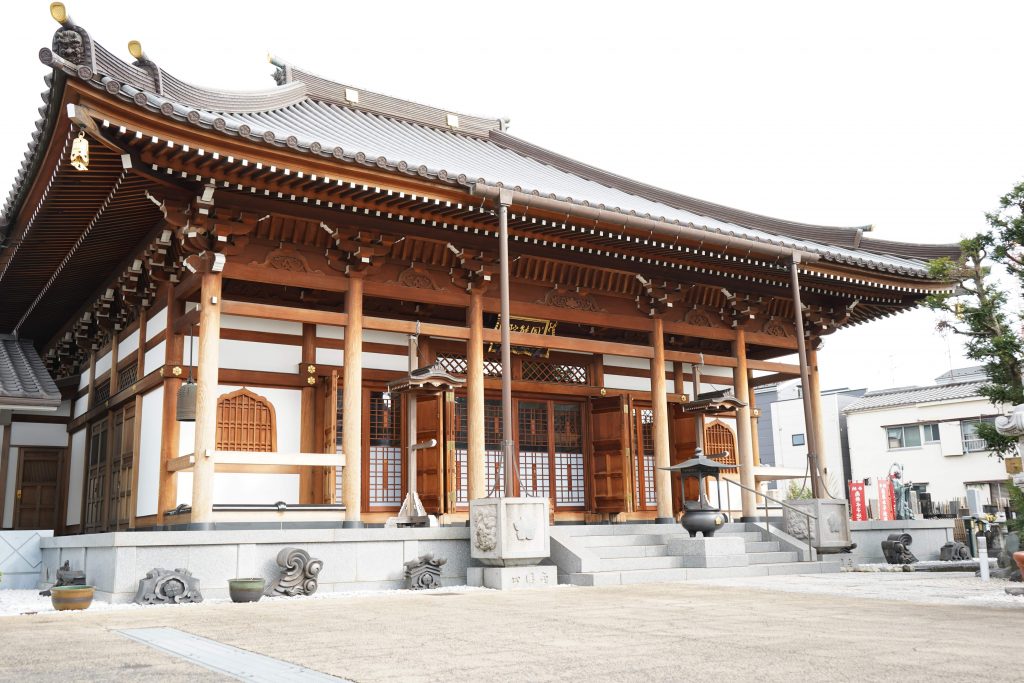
top-left (666, 536), bottom-right (749, 568)
top-left (467, 565), bottom-right (557, 590)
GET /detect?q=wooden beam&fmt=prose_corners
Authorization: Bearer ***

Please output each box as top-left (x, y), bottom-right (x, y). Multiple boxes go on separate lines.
top-left (223, 261), bottom-right (350, 294)
top-left (220, 300), bottom-right (348, 327)
top-left (172, 307), bottom-right (201, 335)
top-left (749, 371), bottom-right (799, 387)
top-left (168, 452), bottom-right (346, 472)
top-left (746, 359), bottom-right (801, 374)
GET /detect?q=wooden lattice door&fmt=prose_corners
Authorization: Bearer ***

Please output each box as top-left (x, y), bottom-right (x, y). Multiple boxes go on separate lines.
top-left (107, 405), bottom-right (135, 531)
top-left (704, 420), bottom-right (738, 474)
top-left (216, 388), bottom-right (277, 452)
top-left (83, 419), bottom-right (108, 533)
top-left (630, 402), bottom-right (658, 511)
top-left (14, 449), bottom-right (61, 530)
top-left (589, 395), bottom-right (631, 512)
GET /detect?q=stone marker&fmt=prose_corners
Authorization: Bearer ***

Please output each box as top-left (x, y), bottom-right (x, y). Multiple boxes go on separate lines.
top-left (134, 568), bottom-right (203, 605)
top-left (404, 553), bottom-right (447, 589)
top-left (264, 547), bottom-right (323, 597)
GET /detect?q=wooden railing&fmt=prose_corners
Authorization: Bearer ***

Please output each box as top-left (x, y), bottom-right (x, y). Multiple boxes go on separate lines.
top-left (167, 450), bottom-right (345, 472)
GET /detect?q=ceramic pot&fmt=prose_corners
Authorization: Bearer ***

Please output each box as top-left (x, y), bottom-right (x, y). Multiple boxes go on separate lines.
top-left (229, 578), bottom-right (266, 603)
top-left (50, 585), bottom-right (94, 611)
top-left (1013, 551), bottom-right (1024, 576)
top-left (680, 509), bottom-right (725, 538)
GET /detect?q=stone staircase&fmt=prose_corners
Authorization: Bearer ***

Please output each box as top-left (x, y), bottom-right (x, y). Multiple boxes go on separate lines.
top-left (550, 522), bottom-right (843, 586)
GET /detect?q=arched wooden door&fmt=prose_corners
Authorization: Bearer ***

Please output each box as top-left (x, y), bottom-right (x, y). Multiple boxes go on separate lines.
top-left (216, 388), bottom-right (277, 452)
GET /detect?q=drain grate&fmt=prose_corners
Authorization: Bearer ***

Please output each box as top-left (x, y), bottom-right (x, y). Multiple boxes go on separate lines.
top-left (118, 627), bottom-right (350, 682)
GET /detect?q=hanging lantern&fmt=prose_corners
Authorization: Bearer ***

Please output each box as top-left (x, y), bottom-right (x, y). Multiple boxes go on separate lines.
top-left (176, 380), bottom-right (197, 422)
top-left (70, 131), bottom-right (89, 171)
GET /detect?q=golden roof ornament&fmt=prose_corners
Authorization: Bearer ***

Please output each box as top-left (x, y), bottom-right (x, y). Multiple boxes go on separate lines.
top-left (69, 130), bottom-right (89, 171)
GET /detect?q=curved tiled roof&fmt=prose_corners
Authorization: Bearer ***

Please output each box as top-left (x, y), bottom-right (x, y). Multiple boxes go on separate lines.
top-left (0, 335), bottom-right (61, 409)
top-left (843, 380), bottom-right (986, 413)
top-left (3, 23), bottom-right (959, 282)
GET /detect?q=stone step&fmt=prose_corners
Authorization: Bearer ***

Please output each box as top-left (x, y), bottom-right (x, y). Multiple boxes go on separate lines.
top-left (744, 541), bottom-right (780, 553)
top-left (562, 523), bottom-right (678, 537)
top-left (591, 544), bottom-right (669, 559)
top-left (715, 531), bottom-right (766, 542)
top-left (558, 560), bottom-right (841, 586)
top-left (578, 534), bottom-right (673, 547)
top-left (597, 556), bottom-right (690, 571)
top-left (746, 551), bottom-right (800, 565)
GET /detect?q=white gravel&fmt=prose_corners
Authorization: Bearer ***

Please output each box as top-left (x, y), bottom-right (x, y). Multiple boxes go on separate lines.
top-left (689, 570), bottom-right (1024, 609)
top-left (0, 584), bottom-right (493, 617)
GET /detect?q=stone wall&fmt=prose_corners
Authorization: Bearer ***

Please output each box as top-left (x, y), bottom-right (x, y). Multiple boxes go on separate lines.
top-left (40, 527), bottom-right (471, 602)
top-left (1, 530), bottom-right (53, 589)
top-left (849, 519), bottom-right (955, 564)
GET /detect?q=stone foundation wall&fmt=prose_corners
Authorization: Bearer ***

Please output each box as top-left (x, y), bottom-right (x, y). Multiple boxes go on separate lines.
top-left (849, 519), bottom-right (955, 564)
top-left (40, 527), bottom-right (471, 602)
top-left (1, 530), bottom-right (53, 589)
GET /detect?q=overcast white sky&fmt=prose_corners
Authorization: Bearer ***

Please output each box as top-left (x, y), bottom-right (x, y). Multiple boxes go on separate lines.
top-left (2, 1), bottom-right (1022, 391)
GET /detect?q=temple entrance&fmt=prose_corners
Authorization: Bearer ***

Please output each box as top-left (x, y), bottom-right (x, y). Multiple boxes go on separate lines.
top-left (14, 448), bottom-right (62, 530)
top-left (630, 402), bottom-right (659, 511)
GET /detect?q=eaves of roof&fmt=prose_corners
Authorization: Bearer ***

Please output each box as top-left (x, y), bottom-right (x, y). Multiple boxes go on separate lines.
top-left (843, 380), bottom-right (987, 414)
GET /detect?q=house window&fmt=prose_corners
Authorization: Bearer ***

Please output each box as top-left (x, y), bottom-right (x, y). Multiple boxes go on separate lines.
top-left (922, 423), bottom-right (940, 443)
top-left (887, 425), bottom-right (922, 449)
top-left (791, 433), bottom-right (805, 447)
top-left (961, 419), bottom-right (994, 452)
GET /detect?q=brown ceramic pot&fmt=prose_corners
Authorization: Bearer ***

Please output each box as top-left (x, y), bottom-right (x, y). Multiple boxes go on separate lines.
top-left (50, 585), bottom-right (94, 611)
top-left (1014, 551), bottom-right (1024, 575)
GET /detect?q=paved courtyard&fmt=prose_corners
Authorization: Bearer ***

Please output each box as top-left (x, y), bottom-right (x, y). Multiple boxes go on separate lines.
top-left (0, 573), bottom-right (1020, 682)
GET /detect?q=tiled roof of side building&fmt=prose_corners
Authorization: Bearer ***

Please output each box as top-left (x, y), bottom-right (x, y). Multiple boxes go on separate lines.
top-left (0, 335), bottom-right (61, 409)
top-left (5, 25), bottom-right (959, 279)
top-left (843, 380), bottom-right (987, 413)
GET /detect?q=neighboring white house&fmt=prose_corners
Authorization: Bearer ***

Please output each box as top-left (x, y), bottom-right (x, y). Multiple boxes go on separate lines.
top-left (761, 381), bottom-right (866, 497)
top-left (843, 366), bottom-right (1010, 506)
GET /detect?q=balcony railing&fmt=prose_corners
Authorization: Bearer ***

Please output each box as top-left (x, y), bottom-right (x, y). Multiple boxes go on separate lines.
top-left (962, 437), bottom-right (988, 452)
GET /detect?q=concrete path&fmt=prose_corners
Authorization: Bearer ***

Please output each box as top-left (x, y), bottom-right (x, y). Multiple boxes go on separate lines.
top-left (1, 575), bottom-right (1021, 682)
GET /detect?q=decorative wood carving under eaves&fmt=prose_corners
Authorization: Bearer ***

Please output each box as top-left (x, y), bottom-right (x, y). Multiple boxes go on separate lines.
top-left (389, 264), bottom-right (445, 291)
top-left (683, 306), bottom-right (727, 329)
top-left (250, 244), bottom-right (323, 274)
top-left (537, 286), bottom-right (603, 312)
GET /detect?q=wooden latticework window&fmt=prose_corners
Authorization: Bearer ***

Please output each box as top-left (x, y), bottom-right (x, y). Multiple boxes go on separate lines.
top-left (117, 363), bottom-right (137, 391)
top-left (108, 405), bottom-right (134, 531)
top-left (436, 352), bottom-right (502, 378)
top-left (93, 382), bottom-right (110, 405)
top-left (368, 391), bottom-right (403, 507)
top-left (552, 403), bottom-right (584, 507)
top-left (704, 419), bottom-right (738, 474)
top-left (216, 389), bottom-right (277, 451)
top-left (521, 359), bottom-right (588, 385)
top-left (517, 401), bottom-right (550, 500)
top-left (632, 407), bottom-right (657, 510)
top-left (453, 396), bottom-right (504, 503)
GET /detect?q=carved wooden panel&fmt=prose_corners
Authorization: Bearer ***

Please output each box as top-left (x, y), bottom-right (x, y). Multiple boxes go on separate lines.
top-left (704, 419), bottom-right (738, 474)
top-left (216, 388), bottom-right (278, 452)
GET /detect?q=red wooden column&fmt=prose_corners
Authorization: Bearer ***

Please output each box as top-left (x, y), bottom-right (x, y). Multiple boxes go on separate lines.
top-left (733, 329), bottom-right (757, 519)
top-left (190, 264), bottom-right (223, 528)
top-left (341, 273), bottom-right (364, 526)
top-left (650, 317), bottom-right (673, 523)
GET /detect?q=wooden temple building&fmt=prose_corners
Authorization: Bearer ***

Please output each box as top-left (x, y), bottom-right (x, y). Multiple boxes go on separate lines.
top-left (0, 6), bottom-right (960, 535)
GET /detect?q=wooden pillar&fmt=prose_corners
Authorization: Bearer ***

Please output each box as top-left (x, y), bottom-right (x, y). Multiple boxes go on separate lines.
top-left (466, 290), bottom-right (486, 500)
top-left (108, 333), bottom-right (120, 397)
top-left (732, 329), bottom-right (757, 519)
top-left (807, 346), bottom-right (827, 489)
top-left (650, 317), bottom-right (673, 523)
top-left (129, 308), bottom-right (147, 529)
top-left (0, 412), bottom-right (11, 529)
top-left (672, 360), bottom-right (686, 396)
top-left (86, 351), bottom-right (96, 409)
top-left (190, 271), bottom-right (223, 527)
top-left (341, 274), bottom-right (364, 526)
top-left (158, 290), bottom-right (184, 524)
top-left (748, 375), bottom-right (761, 466)
top-left (300, 323), bottom-right (317, 503)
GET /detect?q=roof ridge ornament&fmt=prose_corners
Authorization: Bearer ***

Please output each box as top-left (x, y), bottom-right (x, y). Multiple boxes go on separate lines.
top-left (128, 40), bottom-right (163, 96)
top-left (49, 3), bottom-right (95, 73)
top-left (268, 53), bottom-right (292, 86)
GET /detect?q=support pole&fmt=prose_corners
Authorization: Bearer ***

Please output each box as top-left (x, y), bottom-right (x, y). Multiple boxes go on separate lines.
top-left (467, 290), bottom-right (486, 499)
top-left (407, 328), bottom-right (419, 500)
top-left (342, 274), bottom-right (365, 526)
top-left (497, 191), bottom-right (515, 498)
top-left (790, 256), bottom-right (823, 498)
top-left (650, 317), bottom-right (673, 523)
top-left (733, 329), bottom-right (757, 520)
top-left (190, 270), bottom-right (222, 528)
top-left (807, 346), bottom-right (827, 490)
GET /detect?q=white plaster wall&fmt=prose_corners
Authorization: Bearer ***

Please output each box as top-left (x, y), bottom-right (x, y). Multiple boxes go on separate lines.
top-left (770, 394), bottom-right (846, 495)
top-left (222, 312), bottom-right (302, 336)
top-left (66, 429), bottom-right (87, 526)
top-left (72, 396), bottom-right (88, 419)
top-left (603, 374), bottom-right (651, 392)
top-left (78, 372), bottom-right (89, 391)
top-left (364, 330), bottom-right (406, 346)
top-left (218, 339), bottom-right (302, 374)
top-left (316, 324), bottom-right (344, 340)
top-left (176, 384), bottom-right (302, 506)
top-left (136, 386), bottom-right (163, 518)
top-left (362, 352), bottom-right (407, 372)
top-left (846, 396), bottom-right (1008, 502)
top-left (146, 306), bottom-right (167, 342)
top-left (144, 340), bottom-right (166, 376)
top-left (118, 329), bottom-right (140, 361)
top-left (316, 347), bottom-right (342, 367)
top-left (94, 350), bottom-right (112, 377)
top-left (603, 354), bottom-right (649, 371)
top-left (10, 423), bottom-right (69, 448)
top-left (3, 448), bottom-right (15, 528)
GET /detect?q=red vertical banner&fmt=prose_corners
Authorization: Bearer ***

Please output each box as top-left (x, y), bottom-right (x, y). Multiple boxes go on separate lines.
top-left (876, 479), bottom-right (896, 521)
top-left (848, 481), bottom-right (868, 521)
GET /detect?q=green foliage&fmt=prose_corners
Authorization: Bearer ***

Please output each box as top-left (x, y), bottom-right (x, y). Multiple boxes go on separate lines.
top-left (925, 182), bottom-right (1024, 460)
top-left (786, 480), bottom-right (813, 500)
top-left (1008, 479), bottom-right (1024, 535)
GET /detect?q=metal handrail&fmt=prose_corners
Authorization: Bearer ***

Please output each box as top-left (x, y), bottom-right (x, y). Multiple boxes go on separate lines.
top-left (722, 478), bottom-right (818, 561)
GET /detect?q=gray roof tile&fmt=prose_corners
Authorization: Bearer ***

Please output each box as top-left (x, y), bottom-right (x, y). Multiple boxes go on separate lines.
top-left (843, 381), bottom-right (986, 413)
top-left (0, 335), bottom-right (61, 409)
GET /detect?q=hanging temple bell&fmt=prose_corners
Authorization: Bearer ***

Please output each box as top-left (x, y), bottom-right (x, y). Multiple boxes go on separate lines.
top-left (70, 131), bottom-right (89, 171)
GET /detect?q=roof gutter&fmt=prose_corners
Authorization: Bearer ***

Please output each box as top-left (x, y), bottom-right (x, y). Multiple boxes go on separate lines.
top-left (469, 183), bottom-right (820, 264)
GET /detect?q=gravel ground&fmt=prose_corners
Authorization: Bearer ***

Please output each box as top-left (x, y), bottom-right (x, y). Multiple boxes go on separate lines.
top-left (0, 574), bottom-right (1020, 682)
